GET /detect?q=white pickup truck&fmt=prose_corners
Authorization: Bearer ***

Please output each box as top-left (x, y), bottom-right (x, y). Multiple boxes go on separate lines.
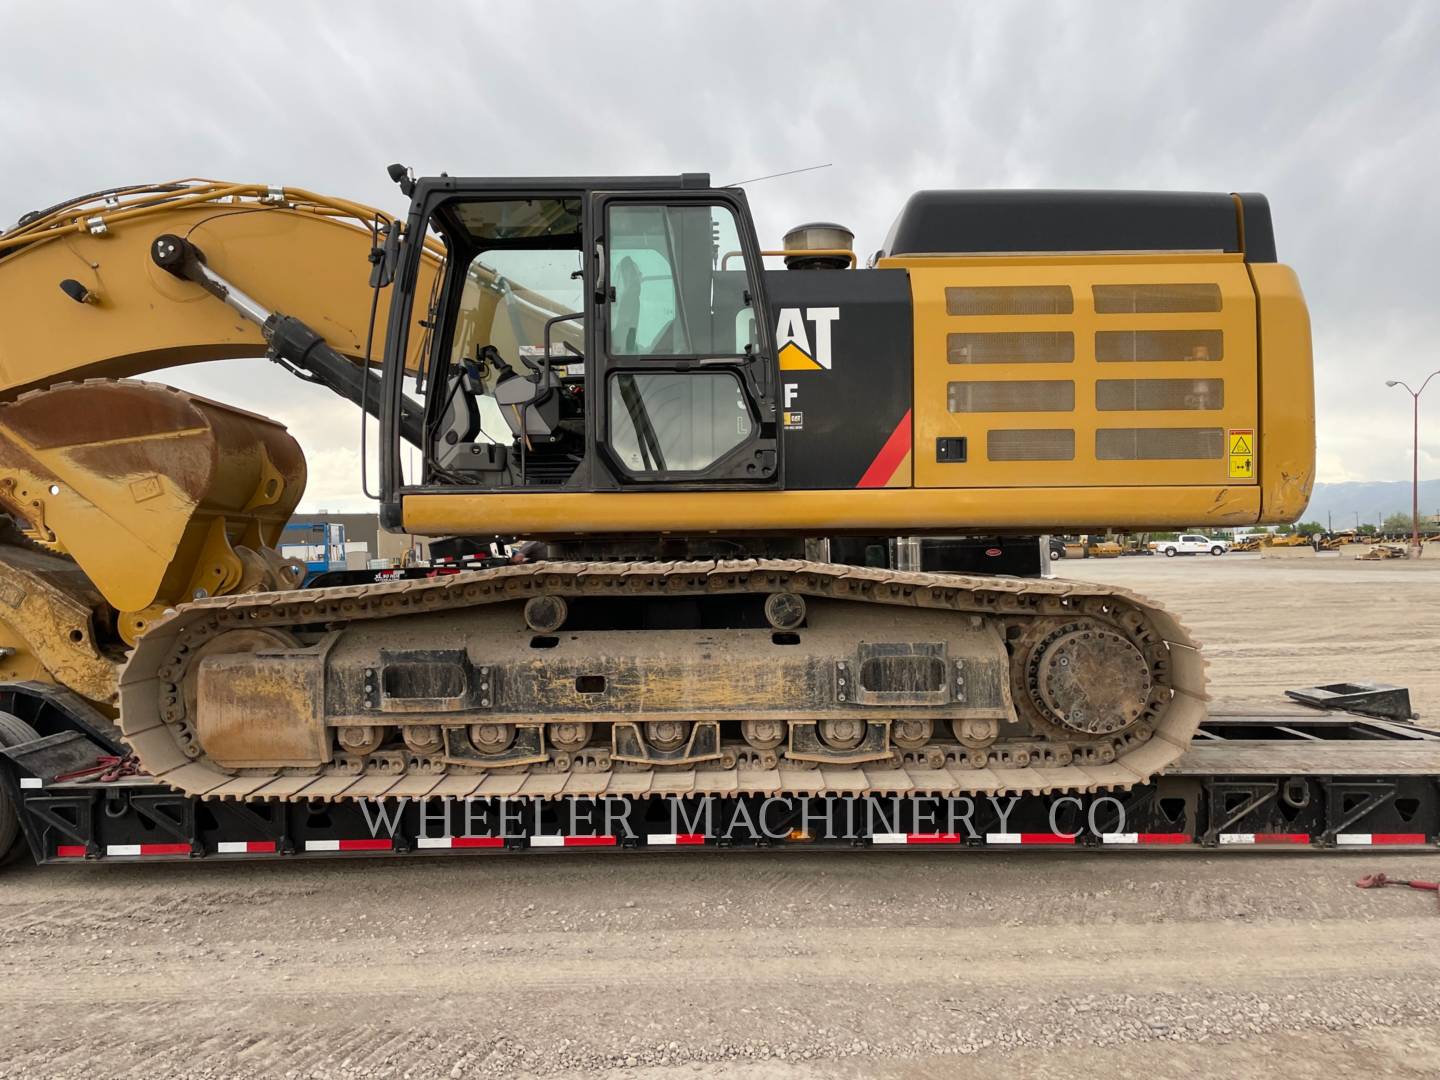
top-left (1154, 534), bottom-right (1230, 557)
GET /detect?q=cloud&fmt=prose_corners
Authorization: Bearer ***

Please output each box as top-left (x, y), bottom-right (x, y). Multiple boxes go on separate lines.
top-left (3, 0), bottom-right (1438, 510)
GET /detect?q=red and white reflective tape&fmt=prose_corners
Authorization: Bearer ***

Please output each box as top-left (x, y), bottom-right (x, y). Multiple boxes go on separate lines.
top-left (415, 835), bottom-right (505, 849)
top-left (104, 843), bottom-right (191, 857)
top-left (873, 833), bottom-right (964, 845)
top-left (1100, 833), bottom-right (1191, 846)
top-left (20, 777), bottom-right (42, 790)
top-left (1218, 833), bottom-right (1311, 846)
top-left (986, 832), bottom-right (1076, 846)
top-left (1335, 832), bottom-right (1429, 846)
top-left (530, 835), bottom-right (617, 848)
top-left (304, 838), bottom-right (393, 852)
top-left (649, 834), bottom-right (707, 846)
top-left (217, 840), bottom-right (278, 854)
top-left (55, 844), bottom-right (86, 858)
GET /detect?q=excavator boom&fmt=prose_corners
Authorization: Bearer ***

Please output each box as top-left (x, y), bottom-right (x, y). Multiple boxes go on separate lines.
top-left (0, 180), bottom-right (437, 395)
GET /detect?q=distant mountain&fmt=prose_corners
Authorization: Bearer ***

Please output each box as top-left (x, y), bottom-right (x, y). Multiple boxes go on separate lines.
top-left (1300, 479), bottom-right (1440, 530)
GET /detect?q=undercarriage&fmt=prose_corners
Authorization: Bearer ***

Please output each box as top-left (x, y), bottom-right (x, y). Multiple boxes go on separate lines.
top-left (118, 559), bottom-right (1205, 801)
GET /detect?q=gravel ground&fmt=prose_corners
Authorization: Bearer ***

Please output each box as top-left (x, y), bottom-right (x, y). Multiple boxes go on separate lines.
top-left (2, 554), bottom-right (1438, 1079)
top-left (1059, 552), bottom-right (1440, 716)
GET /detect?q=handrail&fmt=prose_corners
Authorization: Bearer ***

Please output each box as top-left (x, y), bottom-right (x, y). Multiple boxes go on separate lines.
top-left (719, 248), bottom-right (858, 270)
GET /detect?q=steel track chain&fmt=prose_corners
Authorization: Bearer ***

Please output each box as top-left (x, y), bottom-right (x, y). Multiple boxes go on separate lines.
top-left (118, 560), bottom-right (1207, 801)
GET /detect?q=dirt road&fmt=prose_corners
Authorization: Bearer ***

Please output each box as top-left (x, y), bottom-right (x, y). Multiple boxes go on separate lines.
top-left (2, 853), bottom-right (1438, 1079)
top-left (1059, 553), bottom-right (1440, 716)
top-left (3, 554), bottom-right (1439, 1079)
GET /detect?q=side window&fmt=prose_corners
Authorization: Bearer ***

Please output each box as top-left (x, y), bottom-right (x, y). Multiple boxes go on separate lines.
top-left (608, 204), bottom-right (757, 357)
top-left (454, 248), bottom-right (584, 366)
top-left (421, 195), bottom-right (587, 488)
top-left (608, 371), bottom-right (753, 473)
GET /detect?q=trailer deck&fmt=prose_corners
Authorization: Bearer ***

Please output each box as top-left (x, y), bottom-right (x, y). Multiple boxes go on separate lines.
top-left (2, 682), bottom-right (1437, 865)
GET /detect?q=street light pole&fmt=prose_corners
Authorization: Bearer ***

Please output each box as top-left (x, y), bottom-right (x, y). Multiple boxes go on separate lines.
top-left (1386, 370), bottom-right (1440, 556)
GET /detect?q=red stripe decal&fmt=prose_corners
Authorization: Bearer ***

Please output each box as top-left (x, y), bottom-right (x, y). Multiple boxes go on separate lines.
top-left (1372, 833), bottom-right (1427, 845)
top-left (907, 833), bottom-right (963, 844)
top-left (674, 834), bottom-right (706, 845)
top-left (246, 840), bottom-right (278, 854)
top-left (338, 838), bottom-right (393, 852)
top-left (1138, 833), bottom-right (1190, 845)
top-left (1020, 833), bottom-right (1075, 845)
top-left (565, 835), bottom-right (617, 847)
top-left (856, 410), bottom-right (912, 488)
top-left (141, 843), bottom-right (192, 856)
top-left (452, 836), bottom-right (505, 849)
top-left (56, 844), bottom-right (86, 858)
top-left (1254, 834), bottom-right (1310, 845)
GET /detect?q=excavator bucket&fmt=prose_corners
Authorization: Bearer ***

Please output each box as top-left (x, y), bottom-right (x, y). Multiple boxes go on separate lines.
top-left (0, 534), bottom-right (123, 704)
top-left (0, 379), bottom-right (307, 641)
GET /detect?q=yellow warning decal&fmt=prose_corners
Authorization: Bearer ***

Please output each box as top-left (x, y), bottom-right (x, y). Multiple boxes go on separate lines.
top-left (778, 341), bottom-right (823, 371)
top-left (1228, 429), bottom-right (1254, 479)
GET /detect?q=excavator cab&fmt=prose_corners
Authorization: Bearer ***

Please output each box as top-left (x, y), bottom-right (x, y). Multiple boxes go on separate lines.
top-left (380, 175), bottom-right (780, 518)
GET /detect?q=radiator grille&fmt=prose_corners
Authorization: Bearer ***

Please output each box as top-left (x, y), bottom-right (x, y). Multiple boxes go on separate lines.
top-left (948, 380), bottom-right (1075, 413)
top-left (1095, 329), bottom-right (1224, 362)
top-left (947, 285), bottom-right (1073, 315)
top-left (1096, 427), bottom-right (1224, 460)
top-left (1096, 378), bottom-right (1225, 411)
top-left (948, 332), bottom-right (1074, 364)
top-left (1092, 283), bottom-right (1222, 313)
top-left (987, 429), bottom-right (1076, 461)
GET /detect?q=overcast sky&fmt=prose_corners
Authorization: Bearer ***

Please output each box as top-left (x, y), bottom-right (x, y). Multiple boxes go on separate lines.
top-left (4, 0), bottom-right (1437, 512)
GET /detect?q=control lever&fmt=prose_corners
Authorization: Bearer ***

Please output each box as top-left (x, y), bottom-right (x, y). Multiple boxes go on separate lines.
top-left (481, 344), bottom-right (518, 383)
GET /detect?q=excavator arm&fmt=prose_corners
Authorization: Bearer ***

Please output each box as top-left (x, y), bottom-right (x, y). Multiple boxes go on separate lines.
top-left (0, 180), bottom-right (439, 395)
top-left (0, 180), bottom-right (440, 701)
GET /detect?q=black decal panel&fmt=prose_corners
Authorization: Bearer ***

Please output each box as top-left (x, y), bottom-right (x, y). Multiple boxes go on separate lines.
top-left (764, 269), bottom-right (913, 490)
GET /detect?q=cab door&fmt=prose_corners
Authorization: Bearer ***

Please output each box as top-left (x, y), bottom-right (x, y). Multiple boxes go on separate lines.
top-left (589, 191), bottom-right (780, 487)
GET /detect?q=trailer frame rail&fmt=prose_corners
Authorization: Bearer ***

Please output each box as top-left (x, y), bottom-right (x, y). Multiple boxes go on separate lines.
top-left (3, 684), bottom-right (1437, 865)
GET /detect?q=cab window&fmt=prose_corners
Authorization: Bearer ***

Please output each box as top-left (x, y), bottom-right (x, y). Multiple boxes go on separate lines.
top-left (607, 370), bottom-right (753, 473)
top-left (607, 204), bottom-right (757, 357)
top-left (423, 196), bottom-right (587, 487)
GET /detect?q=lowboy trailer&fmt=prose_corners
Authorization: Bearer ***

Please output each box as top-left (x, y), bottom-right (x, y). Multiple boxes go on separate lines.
top-left (1, 681), bottom-right (1437, 865)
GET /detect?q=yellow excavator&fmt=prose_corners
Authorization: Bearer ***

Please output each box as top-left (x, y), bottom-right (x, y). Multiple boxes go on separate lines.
top-left (0, 172), bottom-right (1313, 802)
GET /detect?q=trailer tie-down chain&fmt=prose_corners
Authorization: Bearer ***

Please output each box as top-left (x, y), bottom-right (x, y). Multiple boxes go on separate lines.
top-left (1355, 872), bottom-right (1440, 913)
top-left (53, 754), bottom-right (145, 785)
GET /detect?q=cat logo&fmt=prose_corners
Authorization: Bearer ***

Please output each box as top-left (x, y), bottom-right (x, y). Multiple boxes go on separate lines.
top-left (776, 307), bottom-right (840, 371)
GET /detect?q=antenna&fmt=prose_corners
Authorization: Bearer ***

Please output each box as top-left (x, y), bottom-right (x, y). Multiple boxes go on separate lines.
top-left (723, 163), bottom-right (833, 188)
